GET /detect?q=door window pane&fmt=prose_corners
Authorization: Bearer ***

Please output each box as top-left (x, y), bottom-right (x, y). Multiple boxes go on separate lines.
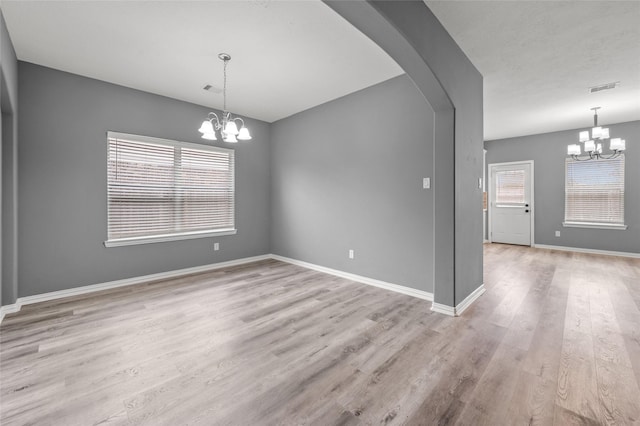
top-left (495, 170), bottom-right (525, 204)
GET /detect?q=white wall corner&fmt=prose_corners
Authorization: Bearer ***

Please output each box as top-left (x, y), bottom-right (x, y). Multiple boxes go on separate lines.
top-left (431, 302), bottom-right (456, 316)
top-left (430, 283), bottom-right (485, 317)
top-left (455, 284), bottom-right (485, 316)
top-left (0, 303), bottom-right (22, 324)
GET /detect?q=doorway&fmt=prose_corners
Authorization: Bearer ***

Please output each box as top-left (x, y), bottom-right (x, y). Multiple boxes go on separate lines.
top-left (488, 161), bottom-right (534, 246)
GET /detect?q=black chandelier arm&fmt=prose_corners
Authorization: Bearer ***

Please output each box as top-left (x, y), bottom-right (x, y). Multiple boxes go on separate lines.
top-left (571, 154), bottom-right (594, 161)
top-left (571, 150), bottom-right (622, 162)
top-left (598, 151), bottom-right (622, 160)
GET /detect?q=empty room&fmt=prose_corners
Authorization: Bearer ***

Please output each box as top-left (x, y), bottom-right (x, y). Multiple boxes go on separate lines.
top-left (1, 1), bottom-right (639, 425)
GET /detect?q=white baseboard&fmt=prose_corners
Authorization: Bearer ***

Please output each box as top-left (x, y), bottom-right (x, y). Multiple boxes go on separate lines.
top-left (533, 244), bottom-right (640, 259)
top-left (431, 302), bottom-right (456, 316)
top-left (1, 253), bottom-right (439, 324)
top-left (430, 283), bottom-right (486, 317)
top-left (0, 254), bottom-right (271, 323)
top-left (455, 284), bottom-right (486, 315)
top-left (270, 254), bottom-right (434, 302)
top-left (0, 303), bottom-right (21, 323)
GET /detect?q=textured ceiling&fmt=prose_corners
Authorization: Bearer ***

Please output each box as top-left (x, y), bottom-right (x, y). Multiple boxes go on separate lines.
top-left (426, 0), bottom-right (640, 140)
top-left (2, 1), bottom-right (639, 139)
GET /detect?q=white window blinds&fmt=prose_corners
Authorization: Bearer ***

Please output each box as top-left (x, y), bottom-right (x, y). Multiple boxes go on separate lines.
top-left (495, 170), bottom-right (525, 204)
top-left (107, 132), bottom-right (235, 244)
top-left (564, 156), bottom-right (625, 225)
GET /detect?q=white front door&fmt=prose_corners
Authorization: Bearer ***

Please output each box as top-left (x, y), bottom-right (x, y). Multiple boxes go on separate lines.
top-left (490, 162), bottom-right (533, 246)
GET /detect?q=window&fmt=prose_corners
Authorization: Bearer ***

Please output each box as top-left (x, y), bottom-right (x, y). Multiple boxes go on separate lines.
top-left (105, 132), bottom-right (235, 247)
top-left (495, 170), bottom-right (525, 204)
top-left (564, 155), bottom-right (626, 229)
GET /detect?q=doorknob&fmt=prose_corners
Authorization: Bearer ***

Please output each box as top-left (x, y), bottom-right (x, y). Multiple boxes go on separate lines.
top-left (525, 209), bottom-right (529, 213)
top-left (525, 204), bottom-right (529, 207)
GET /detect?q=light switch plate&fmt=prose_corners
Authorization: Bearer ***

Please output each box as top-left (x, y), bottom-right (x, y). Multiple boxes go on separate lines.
top-left (423, 177), bottom-right (431, 189)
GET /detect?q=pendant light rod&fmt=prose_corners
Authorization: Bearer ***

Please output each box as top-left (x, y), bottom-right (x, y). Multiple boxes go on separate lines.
top-left (219, 53), bottom-right (230, 113)
top-left (591, 106), bottom-right (600, 127)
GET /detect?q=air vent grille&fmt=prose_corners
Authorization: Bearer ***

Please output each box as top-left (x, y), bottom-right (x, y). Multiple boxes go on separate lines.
top-left (203, 84), bottom-right (222, 94)
top-left (589, 81), bottom-right (620, 94)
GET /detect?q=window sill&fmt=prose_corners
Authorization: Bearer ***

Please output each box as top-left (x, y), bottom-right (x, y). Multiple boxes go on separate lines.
top-left (562, 222), bottom-right (627, 231)
top-left (104, 229), bottom-right (237, 247)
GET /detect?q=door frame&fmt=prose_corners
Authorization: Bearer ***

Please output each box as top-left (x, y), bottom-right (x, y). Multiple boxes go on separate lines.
top-left (488, 160), bottom-right (535, 247)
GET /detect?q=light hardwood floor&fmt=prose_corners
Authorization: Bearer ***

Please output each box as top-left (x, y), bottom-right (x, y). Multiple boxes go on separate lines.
top-left (1, 244), bottom-right (640, 425)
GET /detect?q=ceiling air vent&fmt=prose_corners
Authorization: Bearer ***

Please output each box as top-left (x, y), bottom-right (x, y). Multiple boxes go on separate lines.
top-left (203, 84), bottom-right (222, 94)
top-left (589, 81), bottom-right (620, 94)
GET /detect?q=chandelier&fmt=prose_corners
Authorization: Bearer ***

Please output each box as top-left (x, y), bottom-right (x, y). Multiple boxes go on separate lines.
top-left (198, 53), bottom-right (252, 143)
top-left (567, 107), bottom-right (625, 161)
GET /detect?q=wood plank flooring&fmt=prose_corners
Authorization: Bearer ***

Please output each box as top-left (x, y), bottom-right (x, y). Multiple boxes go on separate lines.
top-left (1, 244), bottom-right (639, 425)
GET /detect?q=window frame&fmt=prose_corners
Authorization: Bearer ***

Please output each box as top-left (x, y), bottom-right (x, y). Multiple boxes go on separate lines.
top-left (104, 131), bottom-right (237, 247)
top-left (563, 155), bottom-right (627, 231)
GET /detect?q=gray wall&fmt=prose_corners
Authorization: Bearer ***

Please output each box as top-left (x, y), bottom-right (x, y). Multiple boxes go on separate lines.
top-left (1, 8), bottom-right (19, 307)
top-left (271, 75), bottom-right (435, 293)
top-left (18, 62), bottom-right (270, 297)
top-left (325, 1), bottom-right (484, 306)
top-left (12, 2), bottom-right (485, 307)
top-left (485, 120), bottom-right (640, 253)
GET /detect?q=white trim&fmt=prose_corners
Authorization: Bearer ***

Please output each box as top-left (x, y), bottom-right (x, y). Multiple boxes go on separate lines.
top-left (106, 131), bottom-right (236, 248)
top-left (488, 160), bottom-right (535, 247)
top-left (0, 253), bottom-right (439, 323)
top-left (270, 254), bottom-right (434, 301)
top-left (1, 252), bottom-right (495, 323)
top-left (533, 244), bottom-right (640, 259)
top-left (430, 284), bottom-right (486, 317)
top-left (431, 302), bottom-right (456, 316)
top-left (104, 229), bottom-right (237, 247)
top-left (0, 304), bottom-right (21, 323)
top-left (564, 155), bottom-right (626, 227)
top-left (562, 222), bottom-right (627, 230)
top-left (455, 284), bottom-right (486, 315)
top-left (0, 254), bottom-right (271, 323)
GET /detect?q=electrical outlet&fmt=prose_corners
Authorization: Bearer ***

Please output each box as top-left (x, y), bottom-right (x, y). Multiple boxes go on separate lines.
top-left (555, 231), bottom-right (560, 237)
top-left (214, 242), bottom-right (220, 251)
top-left (349, 249), bottom-right (354, 259)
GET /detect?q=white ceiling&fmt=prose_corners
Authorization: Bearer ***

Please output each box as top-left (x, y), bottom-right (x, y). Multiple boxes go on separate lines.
top-left (426, 0), bottom-right (640, 140)
top-left (2, 1), bottom-right (639, 140)
top-left (0, 0), bottom-right (403, 123)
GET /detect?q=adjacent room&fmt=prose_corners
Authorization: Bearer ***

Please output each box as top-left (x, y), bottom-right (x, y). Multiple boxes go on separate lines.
top-left (1, 1), bottom-right (638, 424)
